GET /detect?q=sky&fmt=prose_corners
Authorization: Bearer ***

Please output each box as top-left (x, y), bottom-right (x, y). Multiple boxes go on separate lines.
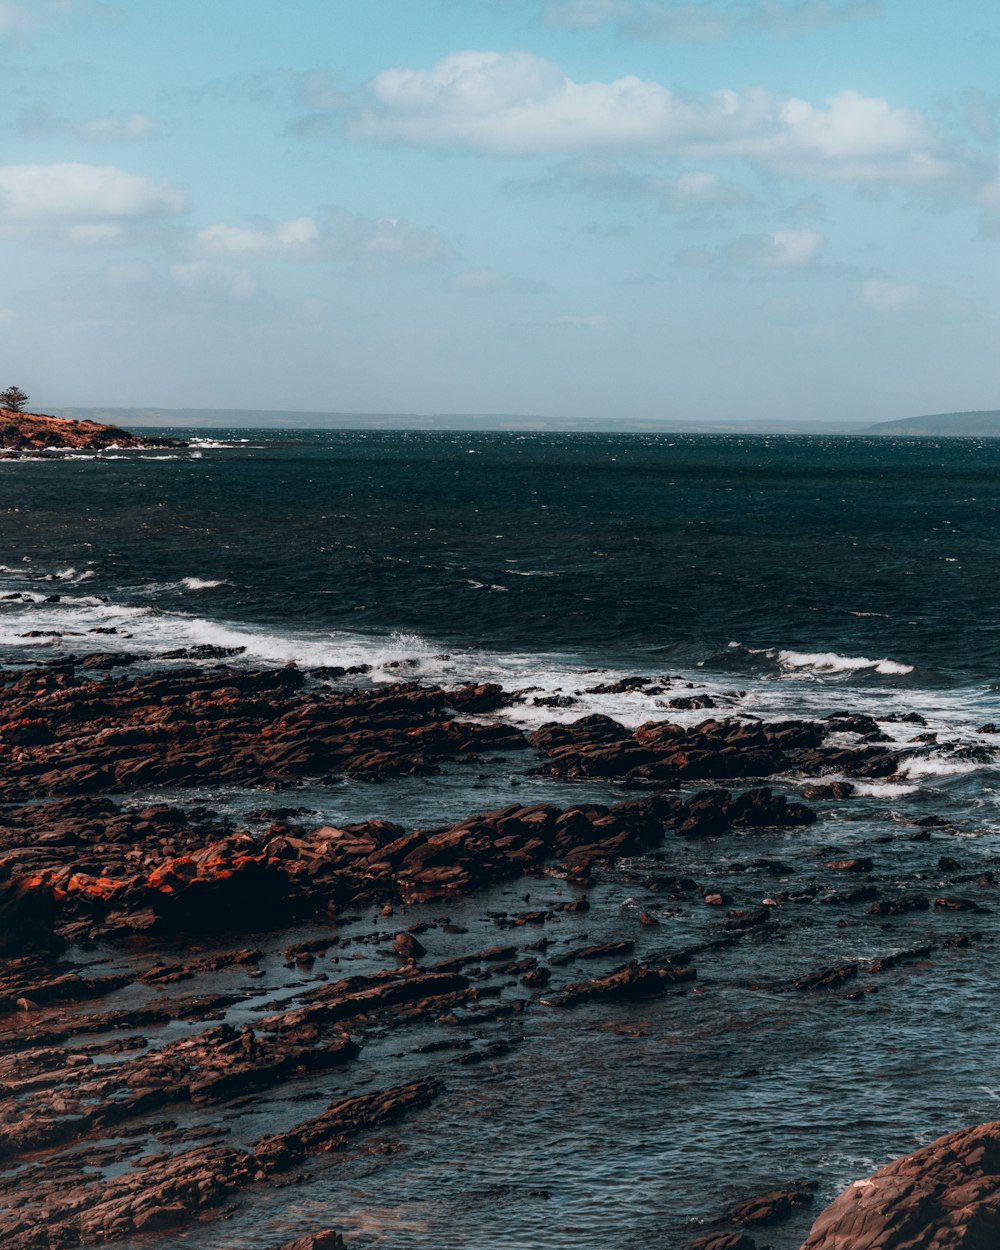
top-left (0, 0), bottom-right (998, 423)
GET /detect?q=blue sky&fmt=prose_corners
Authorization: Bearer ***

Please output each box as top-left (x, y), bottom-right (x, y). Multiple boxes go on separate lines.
top-left (1, 0), bottom-right (998, 421)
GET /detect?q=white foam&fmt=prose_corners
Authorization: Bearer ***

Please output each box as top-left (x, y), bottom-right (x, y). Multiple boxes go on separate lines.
top-left (180, 577), bottom-right (225, 591)
top-left (852, 780), bottom-right (921, 798)
top-left (896, 755), bottom-right (985, 780)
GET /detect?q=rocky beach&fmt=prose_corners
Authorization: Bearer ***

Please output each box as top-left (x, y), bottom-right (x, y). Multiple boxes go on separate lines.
top-left (2, 430), bottom-right (1000, 1248)
top-left (1, 653), bottom-right (999, 1248)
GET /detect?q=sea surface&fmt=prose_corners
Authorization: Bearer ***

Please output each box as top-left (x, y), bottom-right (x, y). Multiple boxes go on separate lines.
top-left (3, 430), bottom-right (1000, 1248)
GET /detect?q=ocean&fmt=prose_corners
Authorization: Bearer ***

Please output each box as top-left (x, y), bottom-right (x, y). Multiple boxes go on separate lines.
top-left (3, 430), bottom-right (1000, 1249)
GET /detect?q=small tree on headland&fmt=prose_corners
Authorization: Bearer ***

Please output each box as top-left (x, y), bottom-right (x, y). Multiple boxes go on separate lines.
top-left (0, 387), bottom-right (29, 412)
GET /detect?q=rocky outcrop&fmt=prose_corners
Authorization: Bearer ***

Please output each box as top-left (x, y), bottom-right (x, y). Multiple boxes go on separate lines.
top-left (529, 715), bottom-right (899, 785)
top-left (0, 781), bottom-right (818, 941)
top-left (0, 407), bottom-right (184, 452)
top-left (0, 664), bottom-right (528, 801)
top-left (800, 1121), bottom-right (1000, 1249)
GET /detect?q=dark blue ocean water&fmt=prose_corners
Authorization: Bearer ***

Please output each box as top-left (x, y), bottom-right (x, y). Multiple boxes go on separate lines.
top-left (1, 430), bottom-right (998, 683)
top-left (4, 431), bottom-right (1000, 1250)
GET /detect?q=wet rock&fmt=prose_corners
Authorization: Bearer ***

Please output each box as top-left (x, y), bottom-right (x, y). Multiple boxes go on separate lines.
top-left (867, 895), bottom-right (930, 916)
top-left (690, 1234), bottom-right (757, 1250)
top-left (801, 781), bottom-right (855, 800)
top-left (275, 1232), bottom-right (347, 1250)
top-left (0, 666), bottom-right (529, 803)
top-left (790, 963), bottom-right (858, 992)
top-left (866, 944), bottom-right (934, 973)
top-left (824, 857), bottom-right (874, 873)
top-left (447, 682), bottom-right (514, 713)
top-left (0, 872), bottom-right (63, 955)
top-left (546, 960), bottom-right (696, 1007)
top-left (801, 1120), bottom-right (1000, 1250)
top-left (726, 1179), bottom-right (817, 1225)
top-left (394, 932), bottom-right (427, 960)
top-left (935, 896), bottom-right (988, 913)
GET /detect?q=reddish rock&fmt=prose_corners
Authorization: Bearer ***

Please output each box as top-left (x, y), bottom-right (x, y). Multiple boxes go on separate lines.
top-left (801, 1120), bottom-right (1000, 1249)
top-left (0, 407), bottom-right (184, 452)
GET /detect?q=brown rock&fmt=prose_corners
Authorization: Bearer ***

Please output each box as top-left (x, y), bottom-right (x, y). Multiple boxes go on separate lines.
top-left (276, 1231), bottom-right (347, 1250)
top-left (393, 932), bottom-right (427, 960)
top-left (690, 1234), bottom-right (756, 1250)
top-left (801, 1120), bottom-right (1000, 1249)
top-left (725, 1180), bottom-right (817, 1225)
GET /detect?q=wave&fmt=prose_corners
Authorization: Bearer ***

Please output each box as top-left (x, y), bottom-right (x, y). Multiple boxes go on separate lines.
top-left (726, 642), bottom-right (914, 677)
top-left (776, 648), bottom-right (914, 676)
top-left (0, 585), bottom-right (996, 771)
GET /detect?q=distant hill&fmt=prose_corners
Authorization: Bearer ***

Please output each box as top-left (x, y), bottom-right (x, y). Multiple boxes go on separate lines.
top-left (866, 410), bottom-right (1000, 436)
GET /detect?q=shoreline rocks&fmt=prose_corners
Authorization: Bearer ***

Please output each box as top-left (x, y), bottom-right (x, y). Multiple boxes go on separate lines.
top-left (0, 660), bottom-right (990, 1249)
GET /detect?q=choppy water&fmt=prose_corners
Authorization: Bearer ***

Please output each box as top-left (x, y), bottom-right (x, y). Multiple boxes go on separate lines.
top-left (3, 430), bottom-right (1000, 1248)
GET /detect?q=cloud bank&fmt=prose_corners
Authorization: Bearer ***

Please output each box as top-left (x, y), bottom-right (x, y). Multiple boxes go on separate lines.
top-left (345, 51), bottom-right (976, 192)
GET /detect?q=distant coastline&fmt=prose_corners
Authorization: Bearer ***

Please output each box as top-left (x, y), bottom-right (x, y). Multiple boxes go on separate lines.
top-left (49, 405), bottom-right (1000, 435)
top-left (51, 406), bottom-right (870, 434)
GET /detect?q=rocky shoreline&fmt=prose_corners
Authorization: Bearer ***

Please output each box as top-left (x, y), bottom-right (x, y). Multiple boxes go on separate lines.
top-left (0, 408), bottom-right (185, 455)
top-left (0, 658), bottom-right (998, 1247)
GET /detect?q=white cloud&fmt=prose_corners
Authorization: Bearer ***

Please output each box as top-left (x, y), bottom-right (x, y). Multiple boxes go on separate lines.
top-left (194, 208), bottom-right (453, 272)
top-left (328, 209), bottom-right (454, 270)
top-left (542, 0), bottom-right (878, 39)
top-left (678, 226), bottom-right (824, 271)
top-left (197, 216), bottom-right (319, 254)
top-left (0, 162), bottom-right (184, 245)
top-left (171, 261), bottom-right (258, 302)
top-left (861, 278), bottom-right (919, 311)
top-left (348, 51), bottom-right (974, 191)
top-left (75, 112), bottom-right (156, 141)
top-left (668, 169), bottom-right (748, 207)
top-left (728, 227), bottom-right (823, 266)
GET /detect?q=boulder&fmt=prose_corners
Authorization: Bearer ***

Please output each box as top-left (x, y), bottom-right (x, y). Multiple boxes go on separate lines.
top-left (801, 1121), bottom-right (1000, 1249)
